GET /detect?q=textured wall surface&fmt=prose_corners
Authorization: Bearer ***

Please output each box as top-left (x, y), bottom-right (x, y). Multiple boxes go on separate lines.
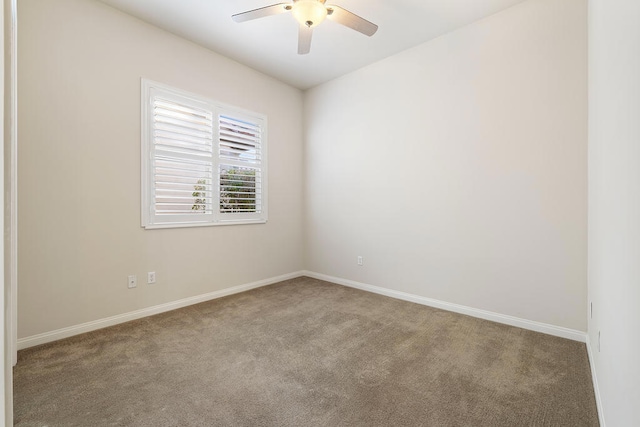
top-left (18, 0), bottom-right (304, 337)
top-left (304, 0), bottom-right (587, 331)
top-left (588, 0), bottom-right (640, 425)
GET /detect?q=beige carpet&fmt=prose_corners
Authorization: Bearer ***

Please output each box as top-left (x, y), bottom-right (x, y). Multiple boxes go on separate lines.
top-left (14, 276), bottom-right (599, 426)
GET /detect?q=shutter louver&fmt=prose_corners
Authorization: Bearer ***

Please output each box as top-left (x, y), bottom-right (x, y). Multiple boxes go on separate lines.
top-left (219, 115), bottom-right (261, 164)
top-left (152, 97), bottom-right (213, 216)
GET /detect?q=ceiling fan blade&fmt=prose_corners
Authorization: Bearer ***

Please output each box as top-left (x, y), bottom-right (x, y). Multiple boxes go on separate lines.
top-left (298, 24), bottom-right (313, 55)
top-left (232, 3), bottom-right (292, 23)
top-left (326, 5), bottom-right (378, 36)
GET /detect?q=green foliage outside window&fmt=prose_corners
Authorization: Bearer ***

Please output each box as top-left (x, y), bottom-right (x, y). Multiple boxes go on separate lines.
top-left (191, 169), bottom-right (257, 213)
top-left (192, 179), bottom-right (207, 211)
top-left (220, 169), bottom-right (256, 213)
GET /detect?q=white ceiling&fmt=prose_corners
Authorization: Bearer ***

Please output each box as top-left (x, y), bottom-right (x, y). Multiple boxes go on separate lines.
top-left (98, 0), bottom-right (528, 90)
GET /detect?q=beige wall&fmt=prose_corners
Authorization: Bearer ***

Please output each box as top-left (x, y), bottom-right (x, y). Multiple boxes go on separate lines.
top-left (17, 0), bottom-right (304, 338)
top-left (588, 0), bottom-right (640, 424)
top-left (18, 0), bottom-right (590, 342)
top-left (304, 0), bottom-right (588, 330)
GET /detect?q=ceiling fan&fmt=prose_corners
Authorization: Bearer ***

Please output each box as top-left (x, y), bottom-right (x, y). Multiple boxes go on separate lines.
top-left (232, 0), bottom-right (378, 55)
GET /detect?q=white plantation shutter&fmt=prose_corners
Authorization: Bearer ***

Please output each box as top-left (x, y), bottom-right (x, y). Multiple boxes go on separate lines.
top-left (218, 115), bottom-right (263, 216)
top-left (142, 80), bottom-right (267, 228)
top-left (152, 97), bottom-right (213, 219)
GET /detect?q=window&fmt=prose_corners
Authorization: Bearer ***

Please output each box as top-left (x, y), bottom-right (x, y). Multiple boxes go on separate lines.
top-left (141, 79), bottom-right (267, 229)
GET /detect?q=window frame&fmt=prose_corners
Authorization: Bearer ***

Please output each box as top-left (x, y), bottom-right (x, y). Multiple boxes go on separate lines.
top-left (141, 79), bottom-right (268, 229)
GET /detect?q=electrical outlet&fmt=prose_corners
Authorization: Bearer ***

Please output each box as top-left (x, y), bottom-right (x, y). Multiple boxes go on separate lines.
top-left (147, 271), bottom-right (156, 284)
top-left (357, 256), bottom-right (363, 266)
top-left (128, 275), bottom-right (137, 289)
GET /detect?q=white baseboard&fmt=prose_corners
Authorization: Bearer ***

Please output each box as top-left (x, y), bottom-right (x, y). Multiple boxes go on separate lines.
top-left (19, 270), bottom-right (588, 348)
top-left (302, 271), bottom-right (587, 343)
top-left (586, 334), bottom-right (606, 427)
top-left (17, 271), bottom-right (305, 350)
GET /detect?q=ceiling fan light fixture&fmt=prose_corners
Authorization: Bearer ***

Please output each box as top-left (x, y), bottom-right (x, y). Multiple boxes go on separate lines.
top-left (291, 0), bottom-right (327, 28)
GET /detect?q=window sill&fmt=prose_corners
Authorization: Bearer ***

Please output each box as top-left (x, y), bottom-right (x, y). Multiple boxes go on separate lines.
top-left (142, 219), bottom-right (267, 230)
